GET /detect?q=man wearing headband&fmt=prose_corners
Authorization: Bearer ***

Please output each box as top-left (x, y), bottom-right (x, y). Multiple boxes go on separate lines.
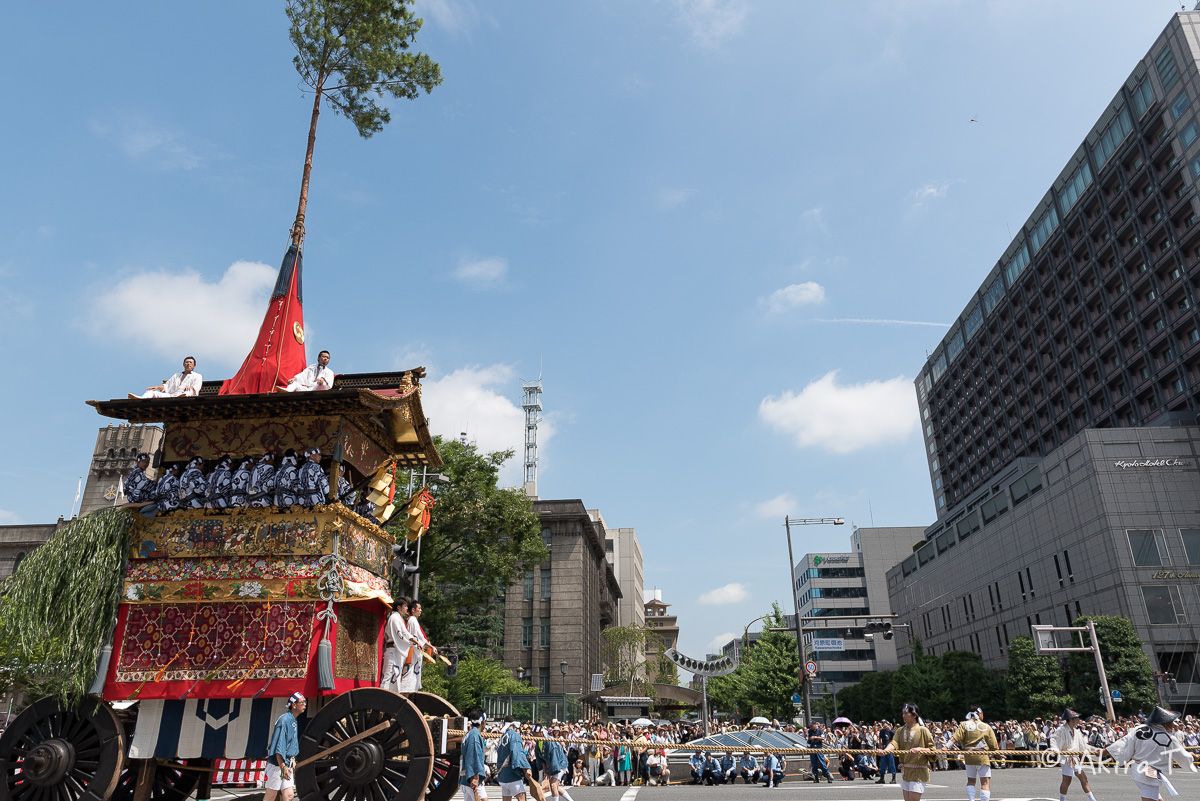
top-left (204, 456), bottom-right (234, 510)
top-left (285, 350), bottom-right (334, 392)
top-left (878, 703), bottom-right (935, 801)
top-left (497, 716), bottom-right (534, 801)
top-left (179, 457), bottom-right (208, 509)
top-left (1105, 706), bottom-right (1191, 801)
top-left (264, 692), bottom-right (306, 801)
top-left (1054, 709), bottom-right (1098, 801)
top-left (542, 725), bottom-right (576, 801)
top-left (275, 449), bottom-right (300, 508)
top-left (248, 453), bottom-right (277, 508)
top-left (154, 463), bottom-right (182, 513)
top-left (952, 707), bottom-right (998, 801)
top-left (380, 598), bottom-right (415, 693)
top-left (461, 709), bottom-right (489, 801)
top-left (297, 448), bottom-right (329, 507)
top-left (132, 356), bottom-right (202, 399)
top-left (125, 453), bottom-right (156, 504)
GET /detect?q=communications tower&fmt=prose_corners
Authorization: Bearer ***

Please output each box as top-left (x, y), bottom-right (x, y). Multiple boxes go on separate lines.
top-left (521, 378), bottom-right (542, 498)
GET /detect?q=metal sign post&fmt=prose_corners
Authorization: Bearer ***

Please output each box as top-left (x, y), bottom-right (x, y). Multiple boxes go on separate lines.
top-left (1031, 621), bottom-right (1116, 721)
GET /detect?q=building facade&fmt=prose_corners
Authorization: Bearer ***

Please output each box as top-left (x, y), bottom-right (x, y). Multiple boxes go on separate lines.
top-left (604, 525), bottom-right (645, 629)
top-left (794, 527), bottom-right (922, 690)
top-left (914, 11), bottom-right (1200, 520)
top-left (887, 426), bottom-right (1200, 708)
top-left (0, 523), bottom-right (60, 580)
top-left (644, 589), bottom-right (679, 664)
top-left (503, 500), bottom-right (622, 696)
top-left (80, 424), bottom-right (164, 515)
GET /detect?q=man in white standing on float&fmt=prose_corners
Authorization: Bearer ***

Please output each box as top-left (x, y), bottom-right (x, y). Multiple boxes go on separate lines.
top-left (132, 356), bottom-right (202, 398)
top-left (285, 350), bottom-right (334, 391)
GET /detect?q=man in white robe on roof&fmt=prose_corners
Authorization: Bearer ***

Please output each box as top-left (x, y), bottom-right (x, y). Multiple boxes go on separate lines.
top-left (285, 350), bottom-right (333, 392)
top-left (132, 357), bottom-right (202, 399)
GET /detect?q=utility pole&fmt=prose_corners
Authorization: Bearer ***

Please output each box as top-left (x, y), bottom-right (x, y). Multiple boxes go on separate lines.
top-left (785, 516), bottom-right (813, 725)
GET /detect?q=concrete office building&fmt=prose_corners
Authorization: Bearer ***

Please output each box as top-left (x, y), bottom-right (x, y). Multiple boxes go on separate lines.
top-left (603, 523), bottom-right (645, 629)
top-left (890, 11), bottom-right (1200, 709)
top-left (503, 499), bottom-right (621, 695)
top-left (794, 527), bottom-right (922, 690)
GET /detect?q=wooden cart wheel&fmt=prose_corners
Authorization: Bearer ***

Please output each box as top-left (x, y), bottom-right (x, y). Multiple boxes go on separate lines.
top-left (296, 688), bottom-right (433, 801)
top-left (109, 759), bottom-right (211, 801)
top-left (0, 696), bottom-right (125, 801)
top-left (407, 693), bottom-right (461, 801)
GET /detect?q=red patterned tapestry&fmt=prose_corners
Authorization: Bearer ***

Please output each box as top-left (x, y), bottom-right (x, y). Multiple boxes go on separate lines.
top-left (115, 602), bottom-right (315, 683)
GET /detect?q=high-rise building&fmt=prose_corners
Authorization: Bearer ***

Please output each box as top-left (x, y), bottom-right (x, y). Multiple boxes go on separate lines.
top-left (643, 589), bottom-right (679, 664)
top-left (503, 500), bottom-right (621, 695)
top-left (80, 423), bottom-right (164, 515)
top-left (915, 11), bottom-right (1200, 520)
top-left (604, 525), bottom-right (645, 629)
top-left (890, 11), bottom-right (1200, 707)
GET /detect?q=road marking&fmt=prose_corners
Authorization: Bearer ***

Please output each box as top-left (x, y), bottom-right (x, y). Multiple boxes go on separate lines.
top-left (619, 786), bottom-right (639, 801)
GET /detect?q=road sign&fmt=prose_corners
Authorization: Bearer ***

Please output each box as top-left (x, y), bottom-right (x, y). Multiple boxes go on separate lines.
top-left (812, 638), bottom-right (844, 652)
top-left (791, 693), bottom-right (802, 704)
top-left (805, 660), bottom-right (817, 676)
top-left (1113, 690), bottom-right (1122, 702)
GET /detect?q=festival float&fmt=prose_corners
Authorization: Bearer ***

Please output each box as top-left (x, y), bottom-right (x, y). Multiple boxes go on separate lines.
top-left (0, 244), bottom-right (464, 801)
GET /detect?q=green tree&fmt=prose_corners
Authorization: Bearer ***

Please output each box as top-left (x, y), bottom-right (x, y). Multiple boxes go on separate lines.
top-left (285, 0), bottom-right (441, 244)
top-left (389, 437), bottom-right (546, 653)
top-left (601, 625), bottom-right (656, 696)
top-left (1066, 616), bottom-right (1158, 716)
top-left (419, 655), bottom-right (536, 712)
top-left (891, 651), bottom-right (951, 720)
top-left (705, 604), bottom-right (799, 721)
top-left (940, 650), bottom-right (1007, 719)
top-left (1004, 635), bottom-right (1071, 719)
top-left (653, 653), bottom-right (680, 686)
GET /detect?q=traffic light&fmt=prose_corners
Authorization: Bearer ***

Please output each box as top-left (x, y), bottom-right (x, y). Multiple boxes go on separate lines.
top-left (391, 544), bottom-right (419, 580)
top-left (865, 621), bottom-right (894, 640)
top-left (446, 652), bottom-right (460, 679)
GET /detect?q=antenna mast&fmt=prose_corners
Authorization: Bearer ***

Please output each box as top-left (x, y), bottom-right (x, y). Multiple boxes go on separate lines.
top-left (521, 377), bottom-right (543, 498)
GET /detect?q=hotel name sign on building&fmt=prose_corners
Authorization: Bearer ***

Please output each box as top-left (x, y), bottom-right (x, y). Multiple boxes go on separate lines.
top-left (1151, 571), bottom-right (1200, 581)
top-left (1114, 458), bottom-right (1191, 469)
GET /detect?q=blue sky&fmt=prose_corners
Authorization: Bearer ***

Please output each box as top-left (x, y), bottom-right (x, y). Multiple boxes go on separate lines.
top-left (0, 1), bottom-right (1178, 666)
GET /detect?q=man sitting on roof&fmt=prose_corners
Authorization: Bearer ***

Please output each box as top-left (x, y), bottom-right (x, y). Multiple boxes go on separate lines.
top-left (131, 357), bottom-right (202, 399)
top-left (285, 350), bottom-right (334, 392)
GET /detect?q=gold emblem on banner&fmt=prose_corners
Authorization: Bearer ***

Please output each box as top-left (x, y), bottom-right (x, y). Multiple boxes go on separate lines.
top-left (293, 322), bottom-right (305, 344)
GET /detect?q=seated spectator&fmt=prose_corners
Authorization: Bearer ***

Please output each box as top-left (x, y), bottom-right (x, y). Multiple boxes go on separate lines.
top-left (646, 751), bottom-right (664, 786)
top-left (132, 357), bottom-right (202, 399)
top-left (571, 758), bottom-right (588, 787)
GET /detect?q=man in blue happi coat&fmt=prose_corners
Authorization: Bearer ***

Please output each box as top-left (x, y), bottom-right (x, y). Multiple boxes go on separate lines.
top-left (264, 692), bottom-right (306, 801)
top-left (497, 718), bottom-right (533, 801)
top-left (460, 709), bottom-right (490, 801)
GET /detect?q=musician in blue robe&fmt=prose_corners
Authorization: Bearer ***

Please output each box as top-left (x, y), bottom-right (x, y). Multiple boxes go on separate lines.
top-left (179, 458), bottom-right (208, 509)
top-left (297, 447), bottom-right (329, 507)
top-left (249, 453), bottom-right (277, 508)
top-left (275, 450), bottom-right (300, 507)
top-left (337, 474), bottom-right (355, 508)
top-left (230, 458), bottom-right (253, 507)
top-left (125, 454), bottom-right (156, 504)
top-left (155, 463), bottom-right (182, 512)
top-left (204, 456), bottom-right (233, 509)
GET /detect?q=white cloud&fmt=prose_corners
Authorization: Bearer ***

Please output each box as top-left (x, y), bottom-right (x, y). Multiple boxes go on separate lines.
top-left (665, 0), bottom-right (748, 48)
top-left (762, 282), bottom-right (826, 313)
top-left (753, 492), bottom-right (796, 519)
top-left (454, 256), bottom-right (508, 290)
top-left (707, 632), bottom-right (736, 652)
top-left (88, 261), bottom-right (277, 367)
top-left (800, 207), bottom-right (827, 234)
top-left (657, 188), bottom-right (699, 209)
top-left (759, 370), bottom-right (919, 454)
top-left (420, 364), bottom-right (557, 486)
top-left (907, 178), bottom-right (962, 208)
top-left (89, 111), bottom-right (218, 171)
top-left (698, 582), bottom-right (750, 605)
top-left (415, 0), bottom-right (487, 34)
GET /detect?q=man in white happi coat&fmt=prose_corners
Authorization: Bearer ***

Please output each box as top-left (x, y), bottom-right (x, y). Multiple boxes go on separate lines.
top-left (1054, 709), bottom-right (1098, 801)
top-left (407, 601), bottom-right (437, 691)
top-left (285, 350), bottom-right (334, 392)
top-left (380, 598), bottom-right (416, 693)
top-left (1105, 706), bottom-right (1193, 801)
top-left (132, 357), bottom-right (203, 398)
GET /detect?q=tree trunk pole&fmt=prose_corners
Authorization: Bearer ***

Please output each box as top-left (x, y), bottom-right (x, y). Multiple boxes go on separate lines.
top-left (292, 82), bottom-right (323, 246)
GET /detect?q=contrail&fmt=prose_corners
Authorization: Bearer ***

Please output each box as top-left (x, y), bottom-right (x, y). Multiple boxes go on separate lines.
top-left (813, 318), bottom-right (951, 328)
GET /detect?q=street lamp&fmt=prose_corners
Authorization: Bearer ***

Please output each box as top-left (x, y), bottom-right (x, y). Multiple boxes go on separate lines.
top-left (560, 660), bottom-right (569, 695)
top-left (784, 515), bottom-right (844, 727)
top-left (517, 666), bottom-right (526, 684)
top-left (409, 468), bottom-right (452, 601)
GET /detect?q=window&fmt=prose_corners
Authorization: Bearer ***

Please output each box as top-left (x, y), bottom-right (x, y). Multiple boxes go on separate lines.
top-left (947, 331), bottom-right (965, 364)
top-left (1173, 92), bottom-right (1191, 120)
top-left (1063, 549), bottom-right (1074, 582)
top-left (1133, 77), bottom-right (1157, 117)
top-left (1004, 244), bottom-right (1032, 286)
top-left (1183, 121), bottom-right (1200, 149)
top-left (1030, 205), bottom-right (1060, 254)
top-left (1143, 585), bottom-right (1186, 624)
top-left (964, 304), bottom-right (984, 341)
top-left (538, 670), bottom-right (550, 694)
top-left (983, 278), bottom-right (1005, 315)
top-left (1009, 467), bottom-right (1043, 505)
top-left (522, 618), bottom-right (533, 648)
top-left (1094, 108), bottom-right (1133, 168)
top-left (1060, 162), bottom-right (1093, 213)
top-left (1192, 154), bottom-right (1200, 179)
top-left (1129, 529), bottom-right (1169, 566)
top-left (1054, 554), bottom-right (1064, 587)
top-left (542, 527), bottom-right (553, 548)
top-left (980, 493), bottom-right (1008, 523)
top-left (936, 530), bottom-right (957, 554)
top-left (523, 571), bottom-right (534, 599)
top-left (956, 512), bottom-right (981, 540)
top-left (1181, 529), bottom-right (1200, 565)
top-left (1157, 47), bottom-right (1181, 94)
top-left (931, 353), bottom-right (948, 384)
top-left (539, 618), bottom-right (550, 649)
top-left (540, 568), bottom-right (551, 599)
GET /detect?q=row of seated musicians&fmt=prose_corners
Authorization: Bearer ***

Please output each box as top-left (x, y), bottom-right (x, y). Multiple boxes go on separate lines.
top-left (122, 447), bottom-right (378, 520)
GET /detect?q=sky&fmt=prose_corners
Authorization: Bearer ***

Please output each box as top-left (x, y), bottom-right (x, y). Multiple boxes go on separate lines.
top-left (0, 0), bottom-right (1182, 672)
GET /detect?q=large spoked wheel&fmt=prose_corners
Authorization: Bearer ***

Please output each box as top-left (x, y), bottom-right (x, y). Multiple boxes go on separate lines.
top-left (0, 696), bottom-right (126, 801)
top-left (407, 693), bottom-right (461, 801)
top-left (109, 759), bottom-right (212, 801)
top-left (296, 688), bottom-right (433, 801)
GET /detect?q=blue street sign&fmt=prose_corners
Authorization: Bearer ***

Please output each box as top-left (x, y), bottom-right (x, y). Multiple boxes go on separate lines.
top-left (1113, 690), bottom-right (1122, 700)
top-left (792, 693), bottom-right (802, 704)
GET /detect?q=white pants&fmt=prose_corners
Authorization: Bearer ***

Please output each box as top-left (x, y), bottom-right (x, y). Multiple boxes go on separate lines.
top-left (500, 780), bottom-right (526, 797)
top-left (380, 646), bottom-right (407, 692)
top-left (901, 779), bottom-right (926, 794)
top-left (965, 764), bottom-right (991, 779)
top-left (264, 762), bottom-right (294, 791)
top-left (1135, 779), bottom-right (1163, 800)
top-left (463, 785), bottom-right (489, 801)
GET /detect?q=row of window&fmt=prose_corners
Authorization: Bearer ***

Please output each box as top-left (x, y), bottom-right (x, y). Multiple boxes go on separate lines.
top-left (806, 586), bottom-right (867, 600)
top-left (1127, 527), bottom-right (1200, 567)
top-left (520, 617), bottom-right (552, 649)
top-left (795, 565), bottom-right (865, 588)
top-left (522, 569), bottom-right (551, 599)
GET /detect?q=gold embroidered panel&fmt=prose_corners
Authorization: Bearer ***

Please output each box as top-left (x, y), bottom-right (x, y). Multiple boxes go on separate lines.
top-left (335, 604), bottom-right (381, 681)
